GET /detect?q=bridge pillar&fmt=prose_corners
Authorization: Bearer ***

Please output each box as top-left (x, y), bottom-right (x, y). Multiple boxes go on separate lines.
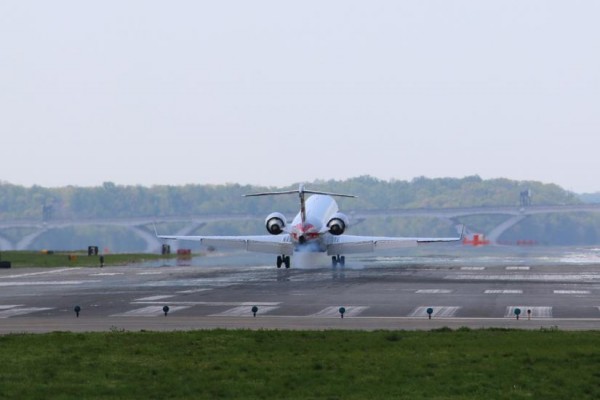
top-left (0, 234), bottom-right (14, 251)
top-left (16, 227), bottom-right (49, 250)
top-left (486, 215), bottom-right (528, 244)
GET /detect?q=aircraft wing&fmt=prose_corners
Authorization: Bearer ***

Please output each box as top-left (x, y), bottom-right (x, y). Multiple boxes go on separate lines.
top-left (157, 234), bottom-right (294, 256)
top-left (325, 234), bottom-right (461, 255)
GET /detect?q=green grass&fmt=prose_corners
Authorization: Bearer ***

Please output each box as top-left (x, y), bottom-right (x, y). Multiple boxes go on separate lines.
top-left (1, 328), bottom-right (599, 399)
top-left (0, 250), bottom-right (177, 268)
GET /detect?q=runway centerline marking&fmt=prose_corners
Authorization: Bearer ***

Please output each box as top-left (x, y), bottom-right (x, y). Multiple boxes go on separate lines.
top-left (485, 289), bottom-right (523, 294)
top-left (460, 267), bottom-right (485, 270)
top-left (415, 289), bottom-right (453, 294)
top-left (177, 288), bottom-right (212, 294)
top-left (135, 295), bottom-right (176, 301)
top-left (554, 290), bottom-right (591, 295)
top-left (506, 266), bottom-right (530, 270)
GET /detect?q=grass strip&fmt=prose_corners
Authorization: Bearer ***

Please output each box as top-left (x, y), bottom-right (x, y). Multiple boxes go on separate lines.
top-left (0, 251), bottom-right (177, 268)
top-left (1, 328), bottom-right (599, 399)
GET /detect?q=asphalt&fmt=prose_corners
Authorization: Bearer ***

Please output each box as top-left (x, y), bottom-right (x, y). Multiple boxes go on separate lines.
top-left (2, 247), bottom-right (600, 333)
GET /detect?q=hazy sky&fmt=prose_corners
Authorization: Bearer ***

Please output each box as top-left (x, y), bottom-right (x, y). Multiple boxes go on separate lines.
top-left (1, 1), bottom-right (599, 192)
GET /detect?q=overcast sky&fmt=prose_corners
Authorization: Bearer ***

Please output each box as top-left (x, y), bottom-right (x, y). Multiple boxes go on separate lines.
top-left (1, 1), bottom-right (599, 192)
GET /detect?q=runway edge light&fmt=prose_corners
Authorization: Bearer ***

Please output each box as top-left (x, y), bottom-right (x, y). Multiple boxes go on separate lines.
top-left (514, 308), bottom-right (521, 320)
top-left (339, 307), bottom-right (346, 319)
top-left (74, 305), bottom-right (81, 318)
top-left (252, 306), bottom-right (258, 317)
top-left (163, 306), bottom-right (170, 317)
top-left (427, 307), bottom-right (434, 319)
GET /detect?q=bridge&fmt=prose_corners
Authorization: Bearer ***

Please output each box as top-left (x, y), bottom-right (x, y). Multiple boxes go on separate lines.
top-left (1, 204), bottom-right (600, 252)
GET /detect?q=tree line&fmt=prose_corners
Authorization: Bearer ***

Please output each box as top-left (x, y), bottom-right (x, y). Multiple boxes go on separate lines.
top-left (0, 175), bottom-right (581, 220)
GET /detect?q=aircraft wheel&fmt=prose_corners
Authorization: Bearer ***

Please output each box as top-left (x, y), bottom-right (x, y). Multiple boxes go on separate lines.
top-left (331, 256), bottom-right (338, 268)
top-left (276, 256), bottom-right (283, 268)
top-left (340, 256), bottom-right (345, 267)
top-left (284, 256), bottom-right (291, 269)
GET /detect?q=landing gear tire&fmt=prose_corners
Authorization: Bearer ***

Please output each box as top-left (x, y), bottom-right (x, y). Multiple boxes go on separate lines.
top-left (332, 255), bottom-right (345, 268)
top-left (277, 255), bottom-right (290, 269)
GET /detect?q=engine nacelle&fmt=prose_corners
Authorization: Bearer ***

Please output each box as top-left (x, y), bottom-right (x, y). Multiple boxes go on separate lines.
top-left (327, 212), bottom-right (349, 236)
top-left (265, 212), bottom-right (286, 235)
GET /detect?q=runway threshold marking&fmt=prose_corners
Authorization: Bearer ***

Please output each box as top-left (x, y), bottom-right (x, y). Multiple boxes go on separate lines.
top-left (0, 306), bottom-right (53, 318)
top-left (505, 306), bottom-right (553, 318)
top-left (409, 306), bottom-right (461, 318)
top-left (310, 306), bottom-right (369, 318)
top-left (112, 306), bottom-right (191, 317)
top-left (211, 306), bottom-right (280, 317)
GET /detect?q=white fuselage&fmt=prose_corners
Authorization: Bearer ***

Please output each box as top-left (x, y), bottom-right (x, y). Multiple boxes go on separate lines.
top-left (288, 195), bottom-right (339, 252)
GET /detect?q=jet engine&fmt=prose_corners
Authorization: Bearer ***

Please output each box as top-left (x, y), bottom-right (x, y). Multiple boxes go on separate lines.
top-left (327, 212), bottom-right (349, 235)
top-left (265, 212), bottom-right (286, 235)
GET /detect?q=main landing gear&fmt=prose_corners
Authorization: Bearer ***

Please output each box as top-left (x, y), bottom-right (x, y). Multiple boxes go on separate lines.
top-left (331, 255), bottom-right (345, 268)
top-left (276, 255), bottom-right (290, 269)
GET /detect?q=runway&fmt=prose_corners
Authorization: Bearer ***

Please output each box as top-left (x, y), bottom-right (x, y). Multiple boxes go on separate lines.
top-left (2, 247), bottom-right (600, 333)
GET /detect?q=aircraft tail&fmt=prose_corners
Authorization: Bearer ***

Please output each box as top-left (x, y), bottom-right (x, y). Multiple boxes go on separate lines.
top-left (244, 185), bottom-right (356, 225)
top-left (243, 184), bottom-right (356, 199)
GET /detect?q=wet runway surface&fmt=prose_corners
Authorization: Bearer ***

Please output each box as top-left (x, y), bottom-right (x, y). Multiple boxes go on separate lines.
top-left (3, 247), bottom-right (600, 332)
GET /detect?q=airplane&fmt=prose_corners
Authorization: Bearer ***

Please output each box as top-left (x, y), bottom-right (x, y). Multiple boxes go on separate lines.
top-left (156, 184), bottom-right (462, 268)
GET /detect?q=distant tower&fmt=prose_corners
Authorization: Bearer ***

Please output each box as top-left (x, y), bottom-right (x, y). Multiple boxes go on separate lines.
top-left (520, 189), bottom-right (532, 207)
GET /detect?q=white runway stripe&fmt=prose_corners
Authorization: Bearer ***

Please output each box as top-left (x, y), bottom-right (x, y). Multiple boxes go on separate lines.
top-left (211, 306), bottom-right (279, 317)
top-left (177, 288), bottom-right (212, 294)
top-left (135, 295), bottom-right (176, 301)
top-left (310, 306), bottom-right (369, 318)
top-left (112, 305), bottom-right (190, 317)
top-left (90, 272), bottom-right (124, 276)
top-left (553, 290), bottom-right (591, 295)
top-left (409, 306), bottom-right (461, 318)
top-left (0, 307), bottom-right (53, 318)
top-left (0, 305), bottom-right (23, 310)
top-left (0, 280), bottom-right (98, 287)
top-left (447, 274), bottom-right (600, 282)
top-left (137, 272), bottom-right (164, 275)
top-left (506, 266), bottom-right (530, 270)
top-left (505, 306), bottom-right (552, 318)
top-left (0, 268), bottom-right (81, 279)
top-left (460, 267), bottom-right (485, 270)
top-left (415, 289), bottom-right (453, 294)
top-left (485, 289), bottom-right (523, 294)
